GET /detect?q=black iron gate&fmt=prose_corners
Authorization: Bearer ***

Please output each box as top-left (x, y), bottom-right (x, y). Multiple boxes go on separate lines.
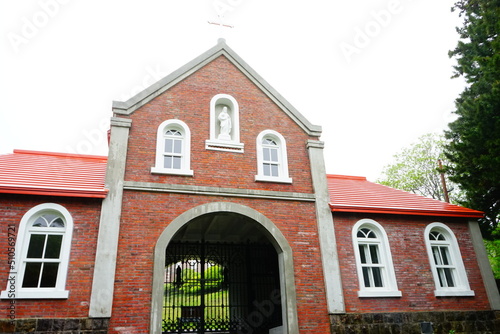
top-left (162, 241), bottom-right (282, 334)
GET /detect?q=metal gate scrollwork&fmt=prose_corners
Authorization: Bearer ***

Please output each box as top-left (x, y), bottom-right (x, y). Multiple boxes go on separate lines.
top-left (162, 241), bottom-right (281, 333)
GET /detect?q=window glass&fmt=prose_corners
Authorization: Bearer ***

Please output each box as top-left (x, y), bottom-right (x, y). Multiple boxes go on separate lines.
top-left (352, 220), bottom-right (401, 297)
top-left (1, 204), bottom-right (73, 299)
top-left (358, 228), bottom-right (376, 238)
top-left (424, 223), bottom-right (474, 296)
top-left (45, 235), bottom-right (63, 259)
top-left (165, 139), bottom-right (173, 153)
top-left (270, 148), bottom-right (278, 162)
top-left (152, 120), bottom-right (193, 176)
top-left (24, 214), bottom-right (65, 289)
top-left (166, 129), bottom-right (181, 136)
top-left (40, 263), bottom-right (59, 287)
top-left (27, 234), bottom-right (45, 258)
top-left (263, 147), bottom-right (271, 161)
top-left (163, 129), bottom-right (183, 169)
top-left (33, 217), bottom-right (48, 227)
top-left (172, 156), bottom-right (181, 169)
top-left (270, 164), bottom-right (278, 177)
top-left (429, 231), bottom-right (456, 288)
top-left (255, 130), bottom-right (292, 183)
top-left (51, 218), bottom-right (64, 228)
top-left (358, 241), bottom-right (383, 288)
top-left (22, 263), bottom-right (42, 288)
top-left (262, 138), bottom-right (279, 177)
top-left (173, 140), bottom-right (182, 154)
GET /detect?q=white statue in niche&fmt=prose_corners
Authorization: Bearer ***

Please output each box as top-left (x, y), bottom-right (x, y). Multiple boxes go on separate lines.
top-left (217, 106), bottom-right (232, 141)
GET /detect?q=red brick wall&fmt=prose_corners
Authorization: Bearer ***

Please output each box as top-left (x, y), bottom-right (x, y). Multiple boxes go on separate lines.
top-left (107, 55), bottom-right (330, 332)
top-left (334, 212), bottom-right (490, 313)
top-left (109, 192), bottom-right (330, 333)
top-left (122, 55), bottom-right (315, 194)
top-left (0, 194), bottom-right (102, 319)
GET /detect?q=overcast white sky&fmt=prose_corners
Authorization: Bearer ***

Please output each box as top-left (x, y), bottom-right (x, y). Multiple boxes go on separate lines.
top-left (0, 0), bottom-right (465, 181)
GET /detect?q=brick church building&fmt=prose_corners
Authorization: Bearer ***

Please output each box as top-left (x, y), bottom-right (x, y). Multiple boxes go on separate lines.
top-left (0, 39), bottom-right (499, 333)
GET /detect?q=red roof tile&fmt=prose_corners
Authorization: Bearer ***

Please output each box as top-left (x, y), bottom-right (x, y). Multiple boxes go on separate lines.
top-left (0, 151), bottom-right (484, 217)
top-left (327, 174), bottom-right (483, 218)
top-left (0, 150), bottom-right (108, 198)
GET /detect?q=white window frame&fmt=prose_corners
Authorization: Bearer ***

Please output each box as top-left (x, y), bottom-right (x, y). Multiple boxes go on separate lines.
top-left (151, 119), bottom-right (194, 176)
top-left (424, 223), bottom-right (474, 297)
top-left (1, 203), bottom-right (73, 299)
top-left (352, 219), bottom-right (401, 297)
top-left (255, 130), bottom-right (292, 183)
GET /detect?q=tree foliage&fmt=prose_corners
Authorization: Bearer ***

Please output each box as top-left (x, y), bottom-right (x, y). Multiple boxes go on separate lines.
top-left (204, 265), bottom-right (225, 292)
top-left (445, 0), bottom-right (500, 238)
top-left (484, 239), bottom-right (500, 279)
top-left (173, 265), bottom-right (225, 295)
top-left (179, 268), bottom-right (202, 294)
top-left (378, 133), bottom-right (462, 203)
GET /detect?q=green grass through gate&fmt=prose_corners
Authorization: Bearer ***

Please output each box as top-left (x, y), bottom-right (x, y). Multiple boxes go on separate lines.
top-left (163, 287), bottom-right (230, 331)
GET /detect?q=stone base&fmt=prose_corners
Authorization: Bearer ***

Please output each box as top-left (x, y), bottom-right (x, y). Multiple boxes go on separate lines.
top-left (330, 310), bottom-right (500, 334)
top-left (0, 317), bottom-right (109, 333)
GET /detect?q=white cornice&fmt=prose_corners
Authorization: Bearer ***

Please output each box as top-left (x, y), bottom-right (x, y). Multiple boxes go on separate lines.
top-left (123, 180), bottom-right (315, 202)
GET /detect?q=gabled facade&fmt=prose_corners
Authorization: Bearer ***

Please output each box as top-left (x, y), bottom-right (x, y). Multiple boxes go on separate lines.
top-left (90, 38), bottom-right (335, 334)
top-left (0, 40), bottom-right (498, 334)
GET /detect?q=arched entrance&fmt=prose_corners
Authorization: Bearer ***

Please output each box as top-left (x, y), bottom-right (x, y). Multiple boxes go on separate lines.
top-left (150, 203), bottom-right (298, 334)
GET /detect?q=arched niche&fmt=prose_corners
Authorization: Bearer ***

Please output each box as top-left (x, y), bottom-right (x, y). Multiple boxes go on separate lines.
top-left (205, 94), bottom-right (244, 152)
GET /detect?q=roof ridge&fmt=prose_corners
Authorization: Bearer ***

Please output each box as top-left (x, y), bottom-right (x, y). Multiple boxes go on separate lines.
top-left (11, 149), bottom-right (107, 161)
top-left (327, 174), bottom-right (366, 181)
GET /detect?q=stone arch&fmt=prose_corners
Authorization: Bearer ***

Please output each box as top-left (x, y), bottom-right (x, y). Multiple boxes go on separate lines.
top-left (150, 202), bottom-right (298, 334)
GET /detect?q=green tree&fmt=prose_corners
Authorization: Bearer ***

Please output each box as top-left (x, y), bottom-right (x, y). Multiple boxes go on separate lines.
top-left (179, 268), bottom-right (201, 294)
top-left (204, 265), bottom-right (224, 292)
top-left (378, 133), bottom-right (462, 203)
top-left (484, 239), bottom-right (500, 279)
top-left (445, 0), bottom-right (500, 239)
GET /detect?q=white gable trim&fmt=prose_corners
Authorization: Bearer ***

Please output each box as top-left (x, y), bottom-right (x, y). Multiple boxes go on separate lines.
top-left (112, 39), bottom-right (322, 137)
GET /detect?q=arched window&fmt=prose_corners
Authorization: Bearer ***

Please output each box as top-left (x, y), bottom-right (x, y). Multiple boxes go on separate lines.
top-left (255, 130), bottom-right (292, 183)
top-left (352, 219), bottom-right (401, 297)
top-left (151, 119), bottom-right (193, 176)
top-left (424, 223), bottom-right (474, 296)
top-left (1, 203), bottom-right (73, 299)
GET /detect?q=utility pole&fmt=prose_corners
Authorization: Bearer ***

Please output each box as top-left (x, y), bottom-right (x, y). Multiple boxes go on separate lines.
top-left (438, 159), bottom-right (450, 203)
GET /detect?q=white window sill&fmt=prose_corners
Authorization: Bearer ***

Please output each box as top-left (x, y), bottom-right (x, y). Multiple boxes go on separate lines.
top-left (434, 289), bottom-right (475, 297)
top-left (358, 290), bottom-right (402, 298)
top-left (1, 289), bottom-right (69, 299)
top-left (255, 175), bottom-right (293, 184)
top-left (151, 167), bottom-right (194, 176)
